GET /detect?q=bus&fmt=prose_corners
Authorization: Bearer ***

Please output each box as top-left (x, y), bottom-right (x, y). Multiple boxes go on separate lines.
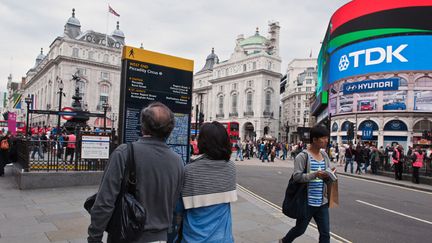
top-left (0, 120), bottom-right (26, 134)
top-left (191, 121), bottom-right (240, 149)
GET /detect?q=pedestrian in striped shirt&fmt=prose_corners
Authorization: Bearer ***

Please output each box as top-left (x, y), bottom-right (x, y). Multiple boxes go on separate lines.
top-left (280, 125), bottom-right (333, 243)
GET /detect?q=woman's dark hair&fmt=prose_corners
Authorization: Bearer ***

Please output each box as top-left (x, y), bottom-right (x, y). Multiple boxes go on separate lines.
top-left (309, 125), bottom-right (330, 144)
top-left (198, 121), bottom-right (232, 161)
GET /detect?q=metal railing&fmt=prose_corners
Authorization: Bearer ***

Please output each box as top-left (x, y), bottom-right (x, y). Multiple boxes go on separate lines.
top-left (376, 155), bottom-right (432, 177)
top-left (17, 138), bottom-right (112, 172)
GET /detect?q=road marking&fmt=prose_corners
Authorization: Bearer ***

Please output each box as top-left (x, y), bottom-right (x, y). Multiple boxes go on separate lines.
top-left (237, 184), bottom-right (352, 243)
top-left (338, 174), bottom-right (432, 195)
top-left (356, 200), bottom-right (432, 225)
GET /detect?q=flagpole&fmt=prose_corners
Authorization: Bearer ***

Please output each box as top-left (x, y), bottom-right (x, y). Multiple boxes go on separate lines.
top-left (106, 3), bottom-right (109, 47)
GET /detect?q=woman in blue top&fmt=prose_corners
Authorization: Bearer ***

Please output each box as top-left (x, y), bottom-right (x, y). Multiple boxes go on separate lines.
top-left (280, 125), bottom-right (333, 243)
top-left (181, 121), bottom-right (237, 243)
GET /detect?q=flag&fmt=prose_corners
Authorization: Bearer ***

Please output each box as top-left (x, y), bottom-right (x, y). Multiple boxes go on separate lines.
top-left (109, 5), bottom-right (120, 17)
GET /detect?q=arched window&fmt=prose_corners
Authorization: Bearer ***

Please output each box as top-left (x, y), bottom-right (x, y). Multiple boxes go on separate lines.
top-left (332, 122), bottom-right (339, 132)
top-left (415, 76), bottom-right (432, 87)
top-left (341, 121), bottom-right (351, 131)
top-left (265, 91), bottom-right (272, 112)
top-left (231, 93), bottom-right (238, 114)
top-left (398, 77), bottom-right (408, 86)
top-left (413, 120), bottom-right (432, 132)
top-left (384, 120), bottom-right (408, 131)
top-left (358, 120), bottom-right (379, 131)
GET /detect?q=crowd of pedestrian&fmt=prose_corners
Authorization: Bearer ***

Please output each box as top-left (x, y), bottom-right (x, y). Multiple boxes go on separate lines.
top-left (329, 141), bottom-right (432, 184)
top-left (232, 139), bottom-right (307, 163)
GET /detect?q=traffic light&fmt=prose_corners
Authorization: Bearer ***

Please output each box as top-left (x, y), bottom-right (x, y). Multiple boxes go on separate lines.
top-left (198, 112), bottom-right (204, 125)
top-left (422, 130), bottom-right (428, 139)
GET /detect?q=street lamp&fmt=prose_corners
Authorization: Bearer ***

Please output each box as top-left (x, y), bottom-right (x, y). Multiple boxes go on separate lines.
top-left (24, 95), bottom-right (33, 136)
top-left (303, 110), bottom-right (307, 128)
top-left (102, 102), bottom-right (110, 132)
top-left (57, 77), bottom-right (64, 136)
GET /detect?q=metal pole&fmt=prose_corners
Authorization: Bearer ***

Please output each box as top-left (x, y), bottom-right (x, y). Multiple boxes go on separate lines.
top-left (194, 104), bottom-right (198, 137)
top-left (354, 112), bottom-right (358, 145)
top-left (26, 103), bottom-right (30, 136)
top-left (103, 107), bottom-right (107, 132)
top-left (57, 88), bottom-right (63, 136)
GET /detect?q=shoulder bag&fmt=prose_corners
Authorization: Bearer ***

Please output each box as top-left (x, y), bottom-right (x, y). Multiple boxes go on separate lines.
top-left (84, 142), bottom-right (146, 242)
top-left (282, 152), bottom-right (308, 219)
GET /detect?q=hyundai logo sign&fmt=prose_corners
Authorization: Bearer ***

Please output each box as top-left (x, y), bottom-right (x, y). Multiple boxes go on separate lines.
top-left (342, 78), bottom-right (399, 95)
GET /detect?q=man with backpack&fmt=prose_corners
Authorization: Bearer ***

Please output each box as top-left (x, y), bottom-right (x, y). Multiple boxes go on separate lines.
top-left (0, 133), bottom-right (10, 176)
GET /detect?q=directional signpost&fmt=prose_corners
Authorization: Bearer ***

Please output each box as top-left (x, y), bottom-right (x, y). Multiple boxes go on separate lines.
top-left (118, 46), bottom-right (194, 163)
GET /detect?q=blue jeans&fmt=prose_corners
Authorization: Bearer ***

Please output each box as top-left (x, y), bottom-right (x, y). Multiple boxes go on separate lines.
top-left (236, 149), bottom-right (243, 161)
top-left (282, 204), bottom-right (330, 243)
top-left (345, 158), bottom-right (354, 173)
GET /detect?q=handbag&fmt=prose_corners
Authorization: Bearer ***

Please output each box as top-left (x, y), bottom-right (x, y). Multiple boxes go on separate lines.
top-left (84, 142), bottom-right (146, 242)
top-left (282, 152), bottom-right (308, 219)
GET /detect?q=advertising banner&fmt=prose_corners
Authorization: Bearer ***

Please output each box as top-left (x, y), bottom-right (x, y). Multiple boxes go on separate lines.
top-left (414, 91), bottom-right (432, 111)
top-left (383, 90), bottom-right (407, 110)
top-left (329, 35), bottom-right (432, 84)
top-left (362, 127), bottom-right (373, 140)
top-left (7, 112), bottom-right (17, 135)
top-left (357, 92), bottom-right (378, 112)
top-left (342, 78), bottom-right (399, 95)
top-left (119, 46), bottom-right (193, 163)
top-left (81, 135), bottom-right (110, 159)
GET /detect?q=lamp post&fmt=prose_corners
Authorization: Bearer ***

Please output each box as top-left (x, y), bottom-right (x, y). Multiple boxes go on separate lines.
top-left (24, 95), bottom-right (33, 136)
top-left (57, 78), bottom-right (64, 136)
top-left (102, 102), bottom-right (110, 132)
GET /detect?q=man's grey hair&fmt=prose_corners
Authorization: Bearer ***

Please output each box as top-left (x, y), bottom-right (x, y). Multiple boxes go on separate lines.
top-left (140, 102), bottom-right (175, 139)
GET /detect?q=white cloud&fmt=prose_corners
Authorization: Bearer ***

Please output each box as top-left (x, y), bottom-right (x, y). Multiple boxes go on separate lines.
top-left (0, 0), bottom-right (349, 91)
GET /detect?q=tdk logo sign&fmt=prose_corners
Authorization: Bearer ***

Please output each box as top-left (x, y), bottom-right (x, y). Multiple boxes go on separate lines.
top-left (338, 44), bottom-right (408, 72)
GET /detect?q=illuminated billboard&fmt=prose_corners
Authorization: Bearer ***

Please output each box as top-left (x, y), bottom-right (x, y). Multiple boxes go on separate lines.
top-left (329, 35), bottom-right (432, 84)
top-left (317, 0), bottom-right (432, 94)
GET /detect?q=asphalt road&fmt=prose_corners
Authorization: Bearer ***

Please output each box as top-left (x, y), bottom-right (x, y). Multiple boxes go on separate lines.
top-left (237, 164), bottom-right (432, 243)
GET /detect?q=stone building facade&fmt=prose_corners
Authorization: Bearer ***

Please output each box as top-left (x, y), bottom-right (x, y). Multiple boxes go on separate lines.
top-left (23, 9), bottom-right (124, 129)
top-left (193, 22), bottom-right (282, 141)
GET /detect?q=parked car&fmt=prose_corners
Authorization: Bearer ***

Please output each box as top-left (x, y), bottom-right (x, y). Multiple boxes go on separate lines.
top-left (383, 101), bottom-right (406, 110)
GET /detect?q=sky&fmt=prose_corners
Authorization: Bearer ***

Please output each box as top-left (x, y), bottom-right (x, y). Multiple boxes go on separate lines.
top-left (0, 0), bottom-right (350, 92)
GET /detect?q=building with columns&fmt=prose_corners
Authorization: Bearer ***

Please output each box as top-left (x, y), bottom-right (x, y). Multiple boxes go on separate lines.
top-left (280, 58), bottom-right (317, 143)
top-left (192, 22), bottom-right (282, 141)
top-left (23, 9), bottom-right (124, 129)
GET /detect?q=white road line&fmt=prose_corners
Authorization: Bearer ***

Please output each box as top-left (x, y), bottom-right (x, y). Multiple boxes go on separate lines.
top-left (237, 184), bottom-right (353, 243)
top-left (338, 174), bottom-right (432, 195)
top-left (356, 200), bottom-right (432, 225)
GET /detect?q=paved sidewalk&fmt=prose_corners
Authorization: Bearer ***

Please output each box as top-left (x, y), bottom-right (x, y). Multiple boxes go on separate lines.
top-left (0, 165), bottom-right (322, 243)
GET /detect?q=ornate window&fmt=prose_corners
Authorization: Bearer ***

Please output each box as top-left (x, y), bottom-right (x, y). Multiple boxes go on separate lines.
top-left (97, 83), bottom-right (110, 110)
top-left (231, 93), bottom-right (238, 115)
top-left (265, 91), bottom-right (271, 112)
top-left (246, 92), bottom-right (253, 113)
top-left (72, 48), bottom-right (79, 57)
top-left (218, 96), bottom-right (224, 115)
top-left (415, 76), bottom-right (432, 87)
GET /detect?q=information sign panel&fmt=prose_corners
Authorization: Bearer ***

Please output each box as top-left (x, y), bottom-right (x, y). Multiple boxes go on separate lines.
top-left (118, 46), bottom-right (194, 163)
top-left (81, 135), bottom-right (110, 159)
